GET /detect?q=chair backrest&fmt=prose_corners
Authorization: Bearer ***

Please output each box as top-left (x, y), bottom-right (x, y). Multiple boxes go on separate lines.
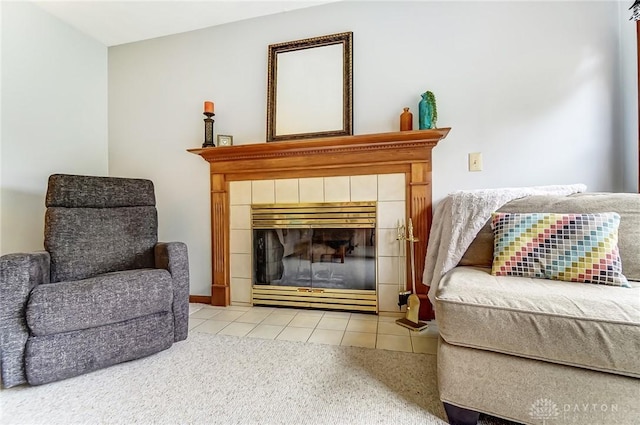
top-left (45, 174), bottom-right (158, 283)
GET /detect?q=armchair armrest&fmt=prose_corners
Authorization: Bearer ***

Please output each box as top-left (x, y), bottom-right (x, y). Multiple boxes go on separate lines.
top-left (155, 242), bottom-right (189, 341)
top-left (0, 252), bottom-right (50, 388)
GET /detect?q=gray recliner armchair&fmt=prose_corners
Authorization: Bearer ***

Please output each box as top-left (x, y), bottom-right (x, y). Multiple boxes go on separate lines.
top-left (0, 174), bottom-right (189, 387)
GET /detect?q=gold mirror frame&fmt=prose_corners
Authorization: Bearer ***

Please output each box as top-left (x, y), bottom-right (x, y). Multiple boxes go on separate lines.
top-left (266, 32), bottom-right (353, 142)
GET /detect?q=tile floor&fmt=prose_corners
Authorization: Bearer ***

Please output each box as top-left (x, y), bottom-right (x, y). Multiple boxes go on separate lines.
top-left (189, 303), bottom-right (439, 354)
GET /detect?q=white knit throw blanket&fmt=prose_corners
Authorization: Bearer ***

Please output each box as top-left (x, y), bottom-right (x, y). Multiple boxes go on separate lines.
top-left (424, 184), bottom-right (587, 305)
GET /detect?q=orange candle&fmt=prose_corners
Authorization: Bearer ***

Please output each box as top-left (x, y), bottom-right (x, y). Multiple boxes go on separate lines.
top-left (204, 101), bottom-right (214, 114)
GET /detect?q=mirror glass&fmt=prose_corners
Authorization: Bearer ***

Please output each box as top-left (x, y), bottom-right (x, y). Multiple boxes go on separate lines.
top-left (267, 32), bottom-right (353, 142)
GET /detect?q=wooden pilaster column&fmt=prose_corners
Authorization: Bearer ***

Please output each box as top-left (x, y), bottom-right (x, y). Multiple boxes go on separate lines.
top-left (407, 159), bottom-right (435, 320)
top-left (210, 172), bottom-right (230, 306)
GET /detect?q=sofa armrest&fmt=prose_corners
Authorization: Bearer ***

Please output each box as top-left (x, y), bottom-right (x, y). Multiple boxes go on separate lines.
top-left (155, 242), bottom-right (189, 342)
top-left (0, 252), bottom-right (50, 388)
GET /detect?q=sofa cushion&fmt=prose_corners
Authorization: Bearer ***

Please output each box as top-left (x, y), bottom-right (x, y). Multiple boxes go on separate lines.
top-left (27, 269), bottom-right (173, 336)
top-left (460, 193), bottom-right (640, 282)
top-left (435, 266), bottom-right (640, 378)
top-left (490, 212), bottom-right (628, 286)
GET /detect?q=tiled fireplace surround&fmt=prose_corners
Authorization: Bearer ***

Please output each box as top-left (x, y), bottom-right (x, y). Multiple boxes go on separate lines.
top-left (188, 129), bottom-right (450, 319)
top-left (228, 174), bottom-right (407, 313)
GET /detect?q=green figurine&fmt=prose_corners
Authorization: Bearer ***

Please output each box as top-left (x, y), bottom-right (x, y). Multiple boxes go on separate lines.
top-left (418, 91), bottom-right (438, 129)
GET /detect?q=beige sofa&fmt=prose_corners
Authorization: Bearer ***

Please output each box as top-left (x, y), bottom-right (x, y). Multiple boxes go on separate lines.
top-left (434, 193), bottom-right (640, 425)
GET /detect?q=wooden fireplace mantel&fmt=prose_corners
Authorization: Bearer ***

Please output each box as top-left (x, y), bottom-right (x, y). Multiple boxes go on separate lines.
top-left (188, 128), bottom-right (450, 319)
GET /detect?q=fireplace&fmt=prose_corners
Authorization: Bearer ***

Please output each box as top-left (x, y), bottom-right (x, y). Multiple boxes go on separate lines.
top-left (188, 128), bottom-right (450, 320)
top-left (251, 202), bottom-right (377, 311)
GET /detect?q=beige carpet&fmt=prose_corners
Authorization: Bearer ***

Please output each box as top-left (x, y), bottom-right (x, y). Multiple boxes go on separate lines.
top-left (0, 332), bottom-right (513, 424)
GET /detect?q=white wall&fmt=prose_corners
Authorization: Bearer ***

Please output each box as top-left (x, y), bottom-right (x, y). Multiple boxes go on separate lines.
top-left (0, 1), bottom-right (108, 254)
top-left (108, 1), bottom-right (634, 296)
top-left (618, 3), bottom-right (639, 192)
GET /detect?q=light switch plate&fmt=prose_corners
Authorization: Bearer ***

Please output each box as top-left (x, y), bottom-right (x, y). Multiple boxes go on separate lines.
top-left (469, 152), bottom-right (483, 172)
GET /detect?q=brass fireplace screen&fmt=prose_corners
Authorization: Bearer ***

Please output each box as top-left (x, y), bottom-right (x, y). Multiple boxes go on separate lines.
top-left (251, 202), bottom-right (377, 312)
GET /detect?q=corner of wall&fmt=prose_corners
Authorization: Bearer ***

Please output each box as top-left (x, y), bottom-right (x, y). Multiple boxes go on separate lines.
top-left (616, 1), bottom-right (639, 193)
top-left (0, 0), bottom-right (4, 254)
top-left (1, 2), bottom-right (109, 255)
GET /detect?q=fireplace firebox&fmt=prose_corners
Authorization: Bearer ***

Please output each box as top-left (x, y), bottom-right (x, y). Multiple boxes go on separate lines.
top-left (252, 202), bottom-right (377, 312)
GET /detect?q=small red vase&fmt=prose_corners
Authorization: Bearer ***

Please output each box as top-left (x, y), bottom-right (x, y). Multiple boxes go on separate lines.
top-left (400, 107), bottom-right (413, 131)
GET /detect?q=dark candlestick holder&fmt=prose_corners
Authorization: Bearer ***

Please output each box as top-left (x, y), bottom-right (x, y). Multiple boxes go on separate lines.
top-left (202, 112), bottom-right (215, 148)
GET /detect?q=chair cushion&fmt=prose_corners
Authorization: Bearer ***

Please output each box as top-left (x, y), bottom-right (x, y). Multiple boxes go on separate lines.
top-left (435, 266), bottom-right (640, 378)
top-left (45, 206), bottom-right (158, 282)
top-left (27, 269), bottom-right (173, 336)
top-left (46, 174), bottom-right (155, 208)
top-left (25, 311), bottom-right (174, 385)
top-left (490, 212), bottom-right (628, 286)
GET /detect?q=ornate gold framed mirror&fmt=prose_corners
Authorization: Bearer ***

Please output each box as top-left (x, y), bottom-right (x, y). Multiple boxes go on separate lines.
top-left (266, 32), bottom-right (353, 142)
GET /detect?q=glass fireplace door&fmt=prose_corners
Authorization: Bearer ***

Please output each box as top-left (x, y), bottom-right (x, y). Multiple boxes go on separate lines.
top-left (307, 228), bottom-right (374, 290)
top-left (254, 227), bottom-right (375, 291)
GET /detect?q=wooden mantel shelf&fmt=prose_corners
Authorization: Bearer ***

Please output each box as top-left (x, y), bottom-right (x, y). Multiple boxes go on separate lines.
top-left (188, 128), bottom-right (450, 181)
top-left (188, 128), bottom-right (450, 320)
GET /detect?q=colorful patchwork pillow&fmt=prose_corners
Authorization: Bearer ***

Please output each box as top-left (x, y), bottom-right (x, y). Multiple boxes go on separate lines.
top-left (491, 212), bottom-right (628, 286)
